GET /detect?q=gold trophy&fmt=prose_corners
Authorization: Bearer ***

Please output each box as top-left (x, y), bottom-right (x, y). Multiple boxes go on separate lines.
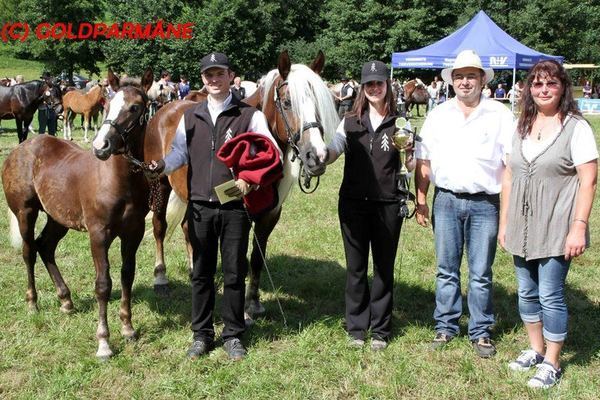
top-left (393, 117), bottom-right (412, 175)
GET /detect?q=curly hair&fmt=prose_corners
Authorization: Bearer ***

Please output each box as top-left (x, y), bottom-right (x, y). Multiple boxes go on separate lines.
top-left (517, 60), bottom-right (581, 138)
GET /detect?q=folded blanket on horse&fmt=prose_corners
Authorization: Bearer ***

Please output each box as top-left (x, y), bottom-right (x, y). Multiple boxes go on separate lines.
top-left (217, 132), bottom-right (283, 217)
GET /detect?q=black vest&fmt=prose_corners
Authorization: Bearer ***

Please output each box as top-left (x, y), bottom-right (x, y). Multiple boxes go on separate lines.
top-left (341, 84), bottom-right (353, 105)
top-left (184, 97), bottom-right (256, 201)
top-left (340, 113), bottom-right (400, 202)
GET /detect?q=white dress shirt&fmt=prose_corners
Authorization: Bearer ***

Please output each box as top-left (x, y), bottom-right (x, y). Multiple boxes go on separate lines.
top-left (416, 95), bottom-right (514, 194)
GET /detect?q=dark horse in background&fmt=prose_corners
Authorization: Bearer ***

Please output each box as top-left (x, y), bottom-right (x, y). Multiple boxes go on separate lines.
top-left (0, 80), bottom-right (63, 142)
top-left (403, 79), bottom-right (429, 117)
top-left (2, 68), bottom-right (153, 359)
top-left (143, 50), bottom-right (340, 322)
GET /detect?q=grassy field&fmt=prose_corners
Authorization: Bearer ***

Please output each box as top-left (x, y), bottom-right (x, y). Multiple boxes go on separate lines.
top-left (0, 99), bottom-right (599, 399)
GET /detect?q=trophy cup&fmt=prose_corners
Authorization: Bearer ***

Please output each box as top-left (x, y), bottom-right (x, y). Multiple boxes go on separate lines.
top-left (393, 117), bottom-right (413, 175)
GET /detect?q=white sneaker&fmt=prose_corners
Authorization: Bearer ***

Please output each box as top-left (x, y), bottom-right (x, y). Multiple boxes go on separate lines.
top-left (527, 361), bottom-right (562, 389)
top-left (508, 349), bottom-right (544, 371)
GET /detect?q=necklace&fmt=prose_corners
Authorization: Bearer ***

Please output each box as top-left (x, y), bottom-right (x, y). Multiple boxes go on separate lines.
top-left (535, 115), bottom-right (558, 141)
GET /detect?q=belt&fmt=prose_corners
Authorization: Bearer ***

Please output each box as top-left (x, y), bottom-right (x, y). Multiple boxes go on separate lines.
top-left (436, 187), bottom-right (499, 199)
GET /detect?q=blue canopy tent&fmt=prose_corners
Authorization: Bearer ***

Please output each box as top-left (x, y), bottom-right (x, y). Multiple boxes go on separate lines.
top-left (391, 10), bottom-right (563, 110)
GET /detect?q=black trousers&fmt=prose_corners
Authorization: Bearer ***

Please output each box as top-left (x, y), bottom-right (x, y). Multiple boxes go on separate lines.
top-left (38, 108), bottom-right (57, 136)
top-left (187, 200), bottom-right (251, 342)
top-left (339, 198), bottom-right (403, 341)
top-left (338, 102), bottom-right (353, 119)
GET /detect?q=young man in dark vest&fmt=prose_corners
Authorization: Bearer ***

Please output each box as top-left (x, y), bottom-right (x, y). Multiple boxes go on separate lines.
top-left (147, 52), bottom-right (279, 361)
top-left (337, 77), bottom-right (354, 118)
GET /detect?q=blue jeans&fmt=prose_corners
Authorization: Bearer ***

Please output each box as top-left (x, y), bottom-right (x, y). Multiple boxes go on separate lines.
top-left (514, 256), bottom-right (570, 342)
top-left (432, 188), bottom-right (499, 339)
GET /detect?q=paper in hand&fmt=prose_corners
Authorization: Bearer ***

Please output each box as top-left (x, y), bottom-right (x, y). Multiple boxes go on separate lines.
top-left (214, 179), bottom-right (239, 204)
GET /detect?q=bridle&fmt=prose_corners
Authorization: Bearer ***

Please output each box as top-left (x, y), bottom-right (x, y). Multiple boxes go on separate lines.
top-left (273, 79), bottom-right (324, 194)
top-left (101, 90), bottom-right (149, 167)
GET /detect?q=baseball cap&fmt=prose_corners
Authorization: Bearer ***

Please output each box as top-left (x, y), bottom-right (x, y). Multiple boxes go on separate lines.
top-left (200, 52), bottom-right (230, 73)
top-left (360, 61), bottom-right (389, 84)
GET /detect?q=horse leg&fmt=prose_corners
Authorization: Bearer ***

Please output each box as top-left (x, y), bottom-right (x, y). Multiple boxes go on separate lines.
top-left (83, 113), bottom-right (90, 142)
top-left (35, 217), bottom-right (73, 313)
top-left (17, 207), bottom-right (40, 311)
top-left (246, 207), bottom-right (282, 320)
top-left (152, 180), bottom-right (172, 295)
top-left (16, 118), bottom-right (25, 143)
top-left (90, 232), bottom-right (114, 360)
top-left (119, 222), bottom-right (143, 341)
top-left (181, 217), bottom-right (193, 277)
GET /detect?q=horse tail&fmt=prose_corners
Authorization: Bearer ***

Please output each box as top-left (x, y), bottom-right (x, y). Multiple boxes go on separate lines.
top-left (164, 191), bottom-right (187, 241)
top-left (8, 210), bottom-right (22, 249)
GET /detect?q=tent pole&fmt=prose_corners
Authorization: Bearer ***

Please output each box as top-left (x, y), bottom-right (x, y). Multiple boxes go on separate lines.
top-left (390, 66), bottom-right (394, 80)
top-left (512, 66), bottom-right (517, 113)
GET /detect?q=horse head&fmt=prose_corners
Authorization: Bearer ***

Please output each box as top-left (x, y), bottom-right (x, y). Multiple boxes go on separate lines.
top-left (92, 68), bottom-right (153, 161)
top-left (40, 80), bottom-right (64, 115)
top-left (261, 50), bottom-right (339, 177)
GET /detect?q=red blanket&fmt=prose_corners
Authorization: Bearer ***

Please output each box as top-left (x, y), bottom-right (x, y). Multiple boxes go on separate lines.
top-left (217, 132), bottom-right (283, 217)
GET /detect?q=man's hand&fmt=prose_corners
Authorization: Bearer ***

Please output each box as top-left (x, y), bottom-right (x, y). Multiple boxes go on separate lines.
top-left (415, 203), bottom-right (430, 227)
top-left (223, 179), bottom-right (256, 198)
top-left (144, 159), bottom-right (165, 180)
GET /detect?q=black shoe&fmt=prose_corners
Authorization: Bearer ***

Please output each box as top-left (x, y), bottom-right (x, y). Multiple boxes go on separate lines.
top-left (186, 340), bottom-right (212, 360)
top-left (223, 338), bottom-right (247, 361)
top-left (431, 332), bottom-right (454, 350)
top-left (472, 337), bottom-right (496, 358)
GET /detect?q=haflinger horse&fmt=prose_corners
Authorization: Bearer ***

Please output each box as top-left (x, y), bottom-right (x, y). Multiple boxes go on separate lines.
top-left (403, 79), bottom-right (429, 117)
top-left (144, 50), bottom-right (339, 322)
top-left (2, 67), bottom-right (154, 360)
top-left (62, 83), bottom-right (107, 142)
top-left (0, 79), bottom-right (63, 142)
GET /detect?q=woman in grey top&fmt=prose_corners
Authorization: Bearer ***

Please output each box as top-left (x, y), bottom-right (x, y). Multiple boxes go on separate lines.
top-left (499, 60), bottom-right (598, 389)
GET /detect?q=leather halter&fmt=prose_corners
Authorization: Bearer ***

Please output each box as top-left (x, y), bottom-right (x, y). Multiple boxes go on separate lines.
top-left (273, 79), bottom-right (324, 193)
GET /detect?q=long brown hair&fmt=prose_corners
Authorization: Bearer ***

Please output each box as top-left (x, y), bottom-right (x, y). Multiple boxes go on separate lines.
top-left (517, 60), bottom-right (581, 138)
top-left (348, 79), bottom-right (396, 121)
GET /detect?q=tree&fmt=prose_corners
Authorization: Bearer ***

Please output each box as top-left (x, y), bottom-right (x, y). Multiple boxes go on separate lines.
top-left (12, 0), bottom-right (105, 80)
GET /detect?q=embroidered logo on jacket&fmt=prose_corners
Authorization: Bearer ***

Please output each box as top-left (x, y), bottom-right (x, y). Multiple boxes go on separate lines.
top-left (224, 128), bottom-right (233, 142)
top-left (381, 133), bottom-right (390, 151)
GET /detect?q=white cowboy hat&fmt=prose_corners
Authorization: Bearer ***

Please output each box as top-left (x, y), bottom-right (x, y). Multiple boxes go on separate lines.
top-left (441, 50), bottom-right (494, 86)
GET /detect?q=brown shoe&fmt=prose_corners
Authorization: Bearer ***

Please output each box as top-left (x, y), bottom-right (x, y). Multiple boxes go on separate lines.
top-left (472, 337), bottom-right (496, 358)
top-left (431, 332), bottom-right (454, 350)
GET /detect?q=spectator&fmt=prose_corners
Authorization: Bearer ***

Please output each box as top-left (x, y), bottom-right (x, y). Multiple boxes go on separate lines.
top-left (178, 75), bottom-right (191, 99)
top-left (231, 76), bottom-right (245, 101)
top-left (337, 77), bottom-right (354, 118)
top-left (494, 83), bottom-right (506, 99)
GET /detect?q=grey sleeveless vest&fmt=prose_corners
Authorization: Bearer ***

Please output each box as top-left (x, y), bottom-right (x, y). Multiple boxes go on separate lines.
top-left (504, 115), bottom-right (590, 260)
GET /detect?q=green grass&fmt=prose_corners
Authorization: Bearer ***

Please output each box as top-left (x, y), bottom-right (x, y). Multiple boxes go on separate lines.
top-left (0, 114), bottom-right (599, 399)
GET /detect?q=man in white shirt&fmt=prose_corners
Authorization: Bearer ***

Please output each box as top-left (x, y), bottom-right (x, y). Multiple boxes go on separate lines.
top-left (414, 50), bottom-right (514, 358)
top-left (147, 52), bottom-right (279, 362)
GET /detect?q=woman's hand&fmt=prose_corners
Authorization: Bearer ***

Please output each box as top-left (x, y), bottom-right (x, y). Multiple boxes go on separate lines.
top-left (564, 221), bottom-right (587, 260)
top-left (497, 222), bottom-right (506, 250)
top-left (415, 203), bottom-right (429, 227)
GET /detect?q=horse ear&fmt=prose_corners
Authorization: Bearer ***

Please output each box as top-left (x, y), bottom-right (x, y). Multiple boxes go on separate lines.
top-left (310, 50), bottom-right (325, 75)
top-left (141, 68), bottom-right (154, 93)
top-left (108, 68), bottom-right (120, 92)
top-left (277, 50), bottom-right (291, 81)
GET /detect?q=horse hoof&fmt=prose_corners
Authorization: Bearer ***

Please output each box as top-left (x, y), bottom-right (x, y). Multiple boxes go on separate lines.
top-left (153, 284), bottom-right (170, 297)
top-left (27, 303), bottom-right (39, 313)
top-left (60, 301), bottom-right (75, 314)
top-left (244, 312), bottom-right (255, 327)
top-left (97, 354), bottom-right (111, 362)
top-left (124, 331), bottom-right (139, 342)
top-left (246, 300), bottom-right (266, 316)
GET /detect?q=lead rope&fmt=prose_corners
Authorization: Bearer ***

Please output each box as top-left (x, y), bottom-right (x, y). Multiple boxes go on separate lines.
top-left (228, 168), bottom-right (288, 328)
